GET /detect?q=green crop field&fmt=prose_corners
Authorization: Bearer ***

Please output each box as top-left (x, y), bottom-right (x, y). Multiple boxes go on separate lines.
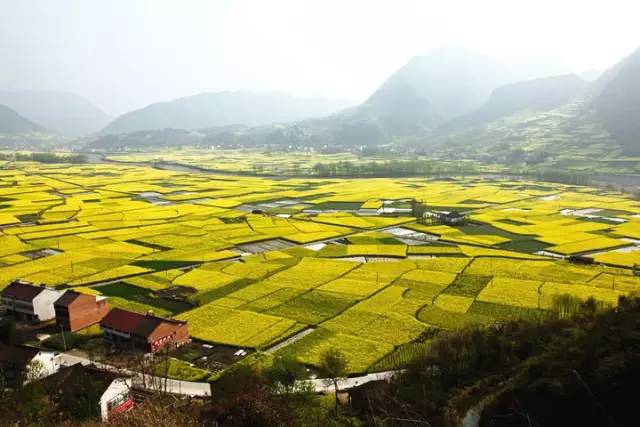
top-left (2, 161), bottom-right (640, 373)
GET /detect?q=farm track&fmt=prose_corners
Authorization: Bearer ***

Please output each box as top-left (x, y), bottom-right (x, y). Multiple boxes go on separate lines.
top-left (264, 327), bottom-right (316, 353)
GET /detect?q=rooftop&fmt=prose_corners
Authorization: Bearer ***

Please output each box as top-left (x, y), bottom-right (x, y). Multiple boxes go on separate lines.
top-left (100, 308), bottom-right (185, 338)
top-left (0, 344), bottom-right (41, 366)
top-left (1, 281), bottom-right (47, 302)
top-left (54, 290), bottom-right (105, 307)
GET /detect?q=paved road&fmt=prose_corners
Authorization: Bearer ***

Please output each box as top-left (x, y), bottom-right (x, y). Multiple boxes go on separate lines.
top-left (57, 352), bottom-right (399, 396)
top-left (296, 370), bottom-right (400, 393)
top-left (57, 353), bottom-right (211, 397)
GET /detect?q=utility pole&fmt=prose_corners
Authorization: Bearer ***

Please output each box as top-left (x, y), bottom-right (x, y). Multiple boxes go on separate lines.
top-left (60, 324), bottom-right (67, 351)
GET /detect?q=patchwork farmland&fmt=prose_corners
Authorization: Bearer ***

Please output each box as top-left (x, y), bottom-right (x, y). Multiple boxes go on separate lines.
top-left (2, 162), bottom-right (640, 373)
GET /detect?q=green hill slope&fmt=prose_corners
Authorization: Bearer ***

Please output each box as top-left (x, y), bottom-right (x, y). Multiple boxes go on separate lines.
top-left (594, 47), bottom-right (640, 155)
top-left (0, 91), bottom-right (110, 136)
top-left (443, 74), bottom-right (587, 130)
top-left (0, 104), bottom-right (45, 134)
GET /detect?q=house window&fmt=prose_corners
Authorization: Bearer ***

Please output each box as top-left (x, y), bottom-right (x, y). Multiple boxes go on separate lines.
top-left (106, 391), bottom-right (130, 411)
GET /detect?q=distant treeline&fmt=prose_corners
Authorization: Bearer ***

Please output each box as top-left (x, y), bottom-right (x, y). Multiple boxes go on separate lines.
top-left (308, 160), bottom-right (593, 185)
top-left (0, 152), bottom-right (87, 164)
top-left (310, 159), bottom-right (478, 177)
top-left (520, 167), bottom-right (592, 186)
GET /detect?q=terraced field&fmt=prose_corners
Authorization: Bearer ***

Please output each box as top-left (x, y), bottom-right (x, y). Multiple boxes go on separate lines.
top-left (2, 161), bottom-right (640, 373)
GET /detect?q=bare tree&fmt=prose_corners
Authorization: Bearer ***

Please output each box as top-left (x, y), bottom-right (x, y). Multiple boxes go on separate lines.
top-left (319, 348), bottom-right (348, 416)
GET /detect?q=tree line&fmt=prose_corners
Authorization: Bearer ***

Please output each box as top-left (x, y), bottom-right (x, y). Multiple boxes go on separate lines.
top-left (0, 152), bottom-right (87, 164)
top-left (310, 159), bottom-right (478, 177)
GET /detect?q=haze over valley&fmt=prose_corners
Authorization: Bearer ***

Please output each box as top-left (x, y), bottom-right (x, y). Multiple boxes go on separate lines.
top-left (1, 2), bottom-right (640, 426)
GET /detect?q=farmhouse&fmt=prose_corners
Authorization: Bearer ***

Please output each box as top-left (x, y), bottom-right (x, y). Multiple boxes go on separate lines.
top-left (0, 280), bottom-right (62, 322)
top-left (37, 363), bottom-right (133, 421)
top-left (437, 211), bottom-right (467, 225)
top-left (0, 344), bottom-right (60, 387)
top-left (100, 308), bottom-right (189, 352)
top-left (54, 290), bottom-right (109, 332)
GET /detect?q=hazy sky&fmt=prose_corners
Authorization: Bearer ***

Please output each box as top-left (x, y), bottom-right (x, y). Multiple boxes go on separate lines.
top-left (1, 0), bottom-right (638, 116)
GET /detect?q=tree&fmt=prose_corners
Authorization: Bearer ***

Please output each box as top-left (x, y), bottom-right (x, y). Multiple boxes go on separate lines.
top-left (264, 355), bottom-right (306, 394)
top-left (24, 359), bottom-right (46, 384)
top-left (208, 363), bottom-right (297, 426)
top-left (552, 294), bottom-right (583, 319)
top-left (0, 318), bottom-right (18, 344)
top-left (84, 339), bottom-right (107, 363)
top-left (319, 348), bottom-right (348, 415)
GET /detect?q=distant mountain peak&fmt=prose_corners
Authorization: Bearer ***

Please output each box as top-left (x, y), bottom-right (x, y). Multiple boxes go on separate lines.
top-left (353, 47), bottom-right (567, 138)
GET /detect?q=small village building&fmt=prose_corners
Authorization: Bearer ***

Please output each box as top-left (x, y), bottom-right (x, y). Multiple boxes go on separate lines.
top-left (100, 308), bottom-right (189, 353)
top-left (0, 280), bottom-right (62, 322)
top-left (54, 290), bottom-right (109, 332)
top-left (38, 363), bottom-right (133, 421)
top-left (438, 211), bottom-right (467, 225)
top-left (0, 344), bottom-right (60, 387)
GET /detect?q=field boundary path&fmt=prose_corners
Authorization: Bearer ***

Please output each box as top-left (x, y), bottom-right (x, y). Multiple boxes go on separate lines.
top-left (264, 327), bottom-right (316, 353)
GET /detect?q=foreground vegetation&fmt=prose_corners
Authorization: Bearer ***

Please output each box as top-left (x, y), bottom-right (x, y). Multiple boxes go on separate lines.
top-left (3, 294), bottom-right (638, 426)
top-left (354, 294), bottom-right (640, 426)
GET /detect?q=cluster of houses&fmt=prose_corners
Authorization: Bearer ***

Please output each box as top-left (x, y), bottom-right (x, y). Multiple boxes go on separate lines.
top-left (0, 280), bottom-right (192, 421)
top-left (0, 279), bottom-right (190, 352)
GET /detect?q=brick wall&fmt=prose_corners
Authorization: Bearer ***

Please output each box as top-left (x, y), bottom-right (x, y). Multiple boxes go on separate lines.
top-left (64, 299), bottom-right (110, 332)
top-left (150, 322), bottom-right (190, 352)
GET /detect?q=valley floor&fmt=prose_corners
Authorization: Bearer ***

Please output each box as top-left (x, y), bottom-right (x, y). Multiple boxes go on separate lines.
top-left (1, 161), bottom-right (640, 375)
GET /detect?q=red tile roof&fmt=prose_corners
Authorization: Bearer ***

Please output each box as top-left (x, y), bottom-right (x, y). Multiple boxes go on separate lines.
top-left (100, 308), bottom-right (146, 335)
top-left (1, 282), bottom-right (44, 302)
top-left (54, 290), bottom-right (98, 307)
top-left (100, 308), bottom-right (185, 339)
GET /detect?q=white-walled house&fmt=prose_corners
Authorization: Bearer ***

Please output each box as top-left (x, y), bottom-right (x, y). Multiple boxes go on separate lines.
top-left (0, 344), bottom-right (61, 387)
top-left (37, 363), bottom-right (134, 421)
top-left (1, 280), bottom-right (62, 322)
top-left (100, 378), bottom-right (134, 421)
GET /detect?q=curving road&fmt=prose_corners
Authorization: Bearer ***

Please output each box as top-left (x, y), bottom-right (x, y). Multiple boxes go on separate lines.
top-left (57, 351), bottom-right (400, 397)
top-left (57, 352), bottom-right (211, 397)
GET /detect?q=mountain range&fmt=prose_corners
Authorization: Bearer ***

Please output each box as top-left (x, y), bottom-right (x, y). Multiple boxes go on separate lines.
top-left (355, 47), bottom-right (540, 134)
top-left (100, 92), bottom-right (355, 135)
top-left (181, 45), bottom-right (639, 162)
top-left (3, 45), bottom-right (638, 161)
top-left (430, 46), bottom-right (640, 165)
